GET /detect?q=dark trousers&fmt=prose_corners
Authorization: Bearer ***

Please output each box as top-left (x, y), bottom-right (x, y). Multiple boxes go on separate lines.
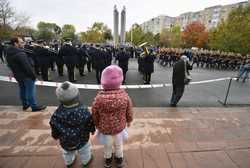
top-left (78, 61), bottom-right (86, 76)
top-left (18, 79), bottom-right (37, 109)
top-left (95, 69), bottom-right (102, 84)
top-left (56, 63), bottom-right (64, 76)
top-left (170, 85), bottom-right (185, 106)
top-left (34, 61), bottom-right (40, 75)
top-left (123, 71), bottom-right (127, 84)
top-left (66, 64), bottom-right (76, 82)
top-left (144, 73), bottom-right (151, 84)
top-left (40, 64), bottom-right (49, 81)
top-left (50, 61), bottom-right (55, 71)
top-left (87, 61), bottom-right (92, 72)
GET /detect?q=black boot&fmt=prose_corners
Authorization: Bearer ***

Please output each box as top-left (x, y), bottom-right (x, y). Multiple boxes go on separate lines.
top-left (115, 157), bottom-right (123, 168)
top-left (32, 105), bottom-right (47, 112)
top-left (104, 158), bottom-right (112, 168)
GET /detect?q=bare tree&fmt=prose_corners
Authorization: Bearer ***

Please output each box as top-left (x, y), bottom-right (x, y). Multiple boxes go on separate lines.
top-left (0, 0), bottom-right (15, 27)
top-left (14, 12), bottom-right (30, 28)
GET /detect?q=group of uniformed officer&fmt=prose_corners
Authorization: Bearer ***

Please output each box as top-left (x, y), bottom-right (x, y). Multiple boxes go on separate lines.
top-left (157, 48), bottom-right (249, 70)
top-left (19, 39), bottom-right (140, 84)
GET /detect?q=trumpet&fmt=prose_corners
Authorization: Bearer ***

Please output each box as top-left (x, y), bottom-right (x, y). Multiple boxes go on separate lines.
top-left (31, 42), bottom-right (58, 54)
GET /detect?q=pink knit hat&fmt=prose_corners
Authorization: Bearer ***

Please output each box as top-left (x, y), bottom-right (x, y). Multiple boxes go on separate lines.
top-left (101, 65), bottom-right (124, 90)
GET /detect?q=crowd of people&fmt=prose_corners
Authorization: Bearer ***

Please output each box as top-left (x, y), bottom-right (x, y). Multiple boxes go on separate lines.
top-left (157, 48), bottom-right (249, 71)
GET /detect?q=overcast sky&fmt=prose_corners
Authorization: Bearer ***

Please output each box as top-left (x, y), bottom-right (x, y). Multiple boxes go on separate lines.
top-left (11, 0), bottom-right (246, 32)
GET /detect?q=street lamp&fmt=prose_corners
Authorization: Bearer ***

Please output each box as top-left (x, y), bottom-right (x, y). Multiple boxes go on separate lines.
top-left (130, 24), bottom-right (135, 45)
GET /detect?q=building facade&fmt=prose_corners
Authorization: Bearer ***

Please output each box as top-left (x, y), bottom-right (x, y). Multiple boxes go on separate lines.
top-left (141, 1), bottom-right (249, 34)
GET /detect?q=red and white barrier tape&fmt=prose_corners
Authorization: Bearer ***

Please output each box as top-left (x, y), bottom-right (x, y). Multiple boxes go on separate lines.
top-left (0, 75), bottom-right (234, 90)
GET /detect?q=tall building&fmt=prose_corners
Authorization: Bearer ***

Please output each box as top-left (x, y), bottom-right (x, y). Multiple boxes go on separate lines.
top-left (120, 6), bottom-right (126, 44)
top-left (141, 1), bottom-right (249, 34)
top-left (113, 5), bottom-right (119, 46)
top-left (141, 15), bottom-right (175, 34)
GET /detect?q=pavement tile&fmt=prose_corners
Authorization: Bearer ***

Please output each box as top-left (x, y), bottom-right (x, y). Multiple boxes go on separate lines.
top-left (124, 145), bottom-right (143, 168)
top-left (169, 153), bottom-right (189, 168)
top-left (22, 156), bottom-right (57, 168)
top-left (178, 141), bottom-right (199, 152)
top-left (226, 149), bottom-right (250, 168)
top-left (0, 130), bottom-right (18, 146)
top-left (196, 141), bottom-right (227, 151)
top-left (226, 139), bottom-right (250, 149)
top-left (168, 128), bottom-right (196, 142)
top-left (141, 144), bottom-right (172, 168)
top-left (0, 157), bottom-right (30, 168)
top-left (164, 142), bottom-right (182, 153)
top-left (193, 151), bottom-right (238, 168)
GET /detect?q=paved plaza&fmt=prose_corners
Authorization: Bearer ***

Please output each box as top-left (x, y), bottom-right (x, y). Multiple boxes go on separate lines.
top-left (1, 106), bottom-right (250, 168)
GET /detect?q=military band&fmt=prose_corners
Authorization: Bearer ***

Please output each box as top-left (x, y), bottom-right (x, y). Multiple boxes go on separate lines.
top-left (2, 38), bottom-right (249, 84)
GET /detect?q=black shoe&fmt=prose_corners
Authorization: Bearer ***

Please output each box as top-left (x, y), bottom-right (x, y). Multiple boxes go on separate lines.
top-left (32, 105), bottom-right (47, 112)
top-left (80, 73), bottom-right (86, 76)
top-left (104, 157), bottom-right (112, 168)
top-left (115, 157), bottom-right (123, 168)
top-left (170, 104), bottom-right (177, 107)
top-left (23, 106), bottom-right (31, 112)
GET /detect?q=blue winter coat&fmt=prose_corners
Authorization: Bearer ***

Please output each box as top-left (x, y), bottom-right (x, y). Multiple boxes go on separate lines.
top-left (49, 103), bottom-right (95, 151)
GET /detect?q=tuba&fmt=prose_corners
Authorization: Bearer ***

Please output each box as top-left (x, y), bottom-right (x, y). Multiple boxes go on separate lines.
top-left (138, 42), bottom-right (149, 57)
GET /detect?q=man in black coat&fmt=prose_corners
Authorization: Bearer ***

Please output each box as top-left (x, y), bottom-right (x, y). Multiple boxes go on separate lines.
top-left (170, 55), bottom-right (192, 107)
top-left (117, 48), bottom-right (130, 84)
top-left (6, 37), bottom-right (46, 112)
top-left (92, 47), bottom-right (106, 84)
top-left (59, 40), bottom-right (78, 82)
top-left (77, 45), bottom-right (88, 76)
top-left (143, 50), bottom-right (155, 84)
top-left (34, 40), bottom-right (51, 81)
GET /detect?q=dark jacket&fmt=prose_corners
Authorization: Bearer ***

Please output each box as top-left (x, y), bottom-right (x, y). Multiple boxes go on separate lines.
top-left (49, 103), bottom-right (95, 151)
top-left (117, 51), bottom-right (130, 72)
top-left (92, 49), bottom-right (106, 70)
top-left (143, 54), bottom-right (155, 73)
top-left (59, 44), bottom-right (78, 65)
top-left (6, 46), bottom-right (36, 82)
top-left (34, 47), bottom-right (51, 66)
top-left (172, 60), bottom-right (192, 86)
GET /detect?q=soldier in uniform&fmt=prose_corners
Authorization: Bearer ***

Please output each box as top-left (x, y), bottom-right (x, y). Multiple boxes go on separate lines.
top-left (117, 47), bottom-right (130, 84)
top-left (105, 47), bottom-right (112, 66)
top-left (76, 45), bottom-right (87, 76)
top-left (34, 40), bottom-right (51, 81)
top-left (87, 44), bottom-right (95, 72)
top-left (56, 43), bottom-right (64, 76)
top-left (92, 46), bottom-right (106, 84)
top-left (59, 39), bottom-right (78, 82)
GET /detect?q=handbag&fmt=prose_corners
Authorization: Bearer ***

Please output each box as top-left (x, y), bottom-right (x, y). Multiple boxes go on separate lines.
top-left (184, 61), bottom-right (192, 85)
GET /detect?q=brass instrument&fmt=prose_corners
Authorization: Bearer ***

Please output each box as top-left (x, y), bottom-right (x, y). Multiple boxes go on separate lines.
top-left (139, 42), bottom-right (149, 57)
top-left (31, 42), bottom-right (58, 54)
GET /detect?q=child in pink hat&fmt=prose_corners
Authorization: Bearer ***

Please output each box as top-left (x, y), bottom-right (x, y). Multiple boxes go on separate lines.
top-left (92, 65), bottom-right (133, 168)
